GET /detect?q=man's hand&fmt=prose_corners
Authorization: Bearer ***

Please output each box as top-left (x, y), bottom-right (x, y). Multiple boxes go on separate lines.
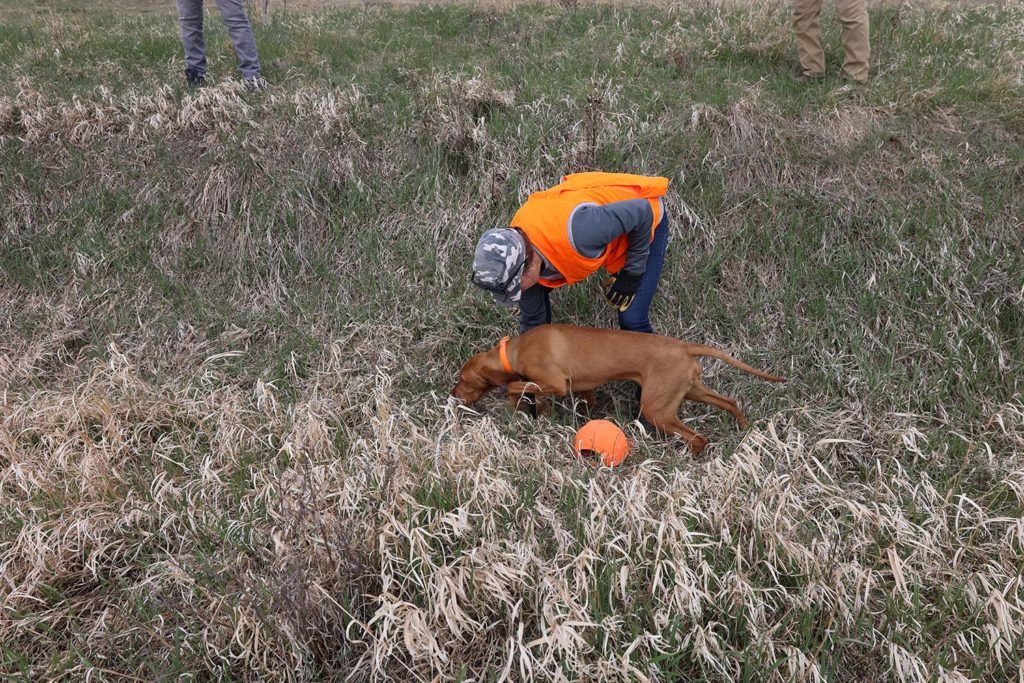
top-left (603, 271), bottom-right (642, 312)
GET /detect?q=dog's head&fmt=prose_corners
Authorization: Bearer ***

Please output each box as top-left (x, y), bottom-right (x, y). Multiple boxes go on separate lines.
top-left (450, 350), bottom-right (517, 405)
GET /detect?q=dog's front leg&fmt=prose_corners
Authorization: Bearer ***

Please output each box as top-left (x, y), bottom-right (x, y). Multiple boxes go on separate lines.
top-left (507, 390), bottom-right (549, 417)
top-left (581, 390), bottom-right (597, 411)
top-left (506, 379), bottom-right (567, 397)
top-left (507, 379), bottom-right (565, 418)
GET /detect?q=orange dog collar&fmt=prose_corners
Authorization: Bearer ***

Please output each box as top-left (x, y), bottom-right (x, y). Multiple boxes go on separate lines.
top-left (498, 336), bottom-right (513, 373)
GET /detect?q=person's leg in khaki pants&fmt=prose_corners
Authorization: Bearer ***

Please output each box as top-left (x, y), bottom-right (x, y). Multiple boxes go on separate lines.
top-left (793, 0), bottom-right (826, 77)
top-left (835, 0), bottom-right (870, 82)
top-left (794, 0), bottom-right (870, 82)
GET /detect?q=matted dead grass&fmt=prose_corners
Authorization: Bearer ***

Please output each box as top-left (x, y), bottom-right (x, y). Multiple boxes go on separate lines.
top-left (3, 336), bottom-right (1023, 679)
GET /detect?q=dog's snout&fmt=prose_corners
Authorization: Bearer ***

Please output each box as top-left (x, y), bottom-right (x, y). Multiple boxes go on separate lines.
top-left (450, 383), bottom-right (469, 402)
top-left (450, 380), bottom-right (483, 405)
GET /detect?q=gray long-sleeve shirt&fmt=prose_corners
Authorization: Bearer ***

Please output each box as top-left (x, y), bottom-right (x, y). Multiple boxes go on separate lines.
top-left (537, 198), bottom-right (659, 280)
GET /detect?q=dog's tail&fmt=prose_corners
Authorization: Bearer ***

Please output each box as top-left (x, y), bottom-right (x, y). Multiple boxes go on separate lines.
top-left (681, 344), bottom-right (787, 383)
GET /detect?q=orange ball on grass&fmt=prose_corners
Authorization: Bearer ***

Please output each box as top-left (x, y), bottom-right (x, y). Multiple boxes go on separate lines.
top-left (573, 419), bottom-right (630, 468)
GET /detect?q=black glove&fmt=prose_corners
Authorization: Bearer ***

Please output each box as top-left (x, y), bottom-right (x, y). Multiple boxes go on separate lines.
top-left (603, 271), bottom-right (642, 312)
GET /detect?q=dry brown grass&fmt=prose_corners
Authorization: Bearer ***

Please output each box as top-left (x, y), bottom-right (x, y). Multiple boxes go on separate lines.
top-left (3, 342), bottom-right (1023, 678)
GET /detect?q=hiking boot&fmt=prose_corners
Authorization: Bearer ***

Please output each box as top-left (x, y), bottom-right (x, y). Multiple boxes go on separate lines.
top-left (185, 68), bottom-right (206, 87)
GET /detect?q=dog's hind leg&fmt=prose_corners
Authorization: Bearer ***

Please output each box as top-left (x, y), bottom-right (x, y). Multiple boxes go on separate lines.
top-left (639, 382), bottom-right (708, 454)
top-left (685, 381), bottom-right (749, 429)
top-left (651, 416), bottom-right (708, 455)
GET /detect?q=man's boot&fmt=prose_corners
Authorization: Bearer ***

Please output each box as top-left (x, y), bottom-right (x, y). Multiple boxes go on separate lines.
top-left (185, 67), bottom-right (206, 87)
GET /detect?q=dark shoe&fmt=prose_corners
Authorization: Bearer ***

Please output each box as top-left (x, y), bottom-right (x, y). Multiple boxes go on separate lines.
top-left (243, 75), bottom-right (267, 92)
top-left (793, 70), bottom-right (825, 84)
top-left (185, 68), bottom-right (206, 87)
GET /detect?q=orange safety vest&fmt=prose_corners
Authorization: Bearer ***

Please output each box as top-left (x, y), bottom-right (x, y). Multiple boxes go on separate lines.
top-left (510, 172), bottom-right (669, 288)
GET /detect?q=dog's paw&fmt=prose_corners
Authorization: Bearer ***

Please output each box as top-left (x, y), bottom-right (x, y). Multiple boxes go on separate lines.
top-left (687, 435), bottom-right (709, 455)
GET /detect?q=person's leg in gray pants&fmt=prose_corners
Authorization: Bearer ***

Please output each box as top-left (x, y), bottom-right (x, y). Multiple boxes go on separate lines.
top-left (176, 0), bottom-right (262, 82)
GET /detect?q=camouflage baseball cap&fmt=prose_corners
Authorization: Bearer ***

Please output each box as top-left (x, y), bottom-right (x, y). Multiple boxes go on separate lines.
top-left (471, 228), bottom-right (527, 308)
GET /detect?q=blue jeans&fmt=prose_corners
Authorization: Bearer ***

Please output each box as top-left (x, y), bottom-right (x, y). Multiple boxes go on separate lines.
top-left (617, 215), bottom-right (669, 334)
top-left (177, 0), bottom-right (262, 79)
top-left (519, 215), bottom-right (669, 334)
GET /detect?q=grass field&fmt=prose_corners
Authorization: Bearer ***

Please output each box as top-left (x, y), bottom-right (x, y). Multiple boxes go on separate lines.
top-left (1, 0), bottom-right (1023, 680)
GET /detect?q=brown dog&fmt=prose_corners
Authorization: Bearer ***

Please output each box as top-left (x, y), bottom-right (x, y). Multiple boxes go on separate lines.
top-left (451, 324), bottom-right (785, 453)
